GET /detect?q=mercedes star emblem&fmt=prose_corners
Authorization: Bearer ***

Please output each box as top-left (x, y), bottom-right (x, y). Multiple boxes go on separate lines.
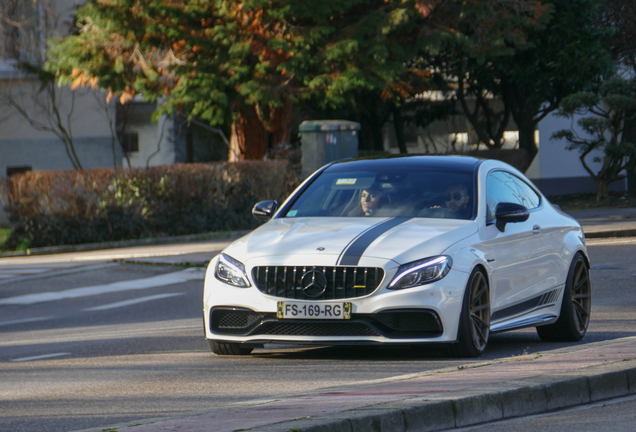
top-left (300, 270), bottom-right (328, 298)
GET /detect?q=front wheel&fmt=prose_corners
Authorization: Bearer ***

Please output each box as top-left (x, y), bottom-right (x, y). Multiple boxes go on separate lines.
top-left (208, 340), bottom-right (254, 356)
top-left (450, 268), bottom-right (490, 358)
top-left (537, 253), bottom-right (591, 342)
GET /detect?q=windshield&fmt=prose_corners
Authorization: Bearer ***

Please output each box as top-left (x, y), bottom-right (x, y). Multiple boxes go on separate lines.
top-left (285, 167), bottom-right (475, 220)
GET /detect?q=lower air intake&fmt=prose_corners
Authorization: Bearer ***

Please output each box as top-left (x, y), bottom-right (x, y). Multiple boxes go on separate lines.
top-left (252, 321), bottom-right (381, 337)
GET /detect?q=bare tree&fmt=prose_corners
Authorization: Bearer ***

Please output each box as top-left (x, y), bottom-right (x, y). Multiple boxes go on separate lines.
top-left (91, 94), bottom-right (134, 168)
top-left (0, 0), bottom-right (129, 170)
top-left (0, 0), bottom-right (88, 169)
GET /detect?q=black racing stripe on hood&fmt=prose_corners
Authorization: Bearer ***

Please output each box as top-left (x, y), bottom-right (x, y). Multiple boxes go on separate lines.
top-left (337, 217), bottom-right (412, 266)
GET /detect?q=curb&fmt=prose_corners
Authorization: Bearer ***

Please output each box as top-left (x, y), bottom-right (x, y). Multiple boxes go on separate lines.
top-left (583, 228), bottom-right (636, 238)
top-left (246, 360), bottom-right (636, 432)
top-left (0, 230), bottom-right (251, 259)
top-left (80, 349), bottom-right (636, 432)
top-left (1, 227), bottom-right (635, 260)
top-left (119, 258), bottom-right (211, 268)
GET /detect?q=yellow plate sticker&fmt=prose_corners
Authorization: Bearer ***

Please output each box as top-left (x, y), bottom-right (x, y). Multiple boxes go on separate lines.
top-left (343, 302), bottom-right (352, 319)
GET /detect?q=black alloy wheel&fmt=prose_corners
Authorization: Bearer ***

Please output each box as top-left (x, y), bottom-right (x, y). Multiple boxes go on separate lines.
top-left (537, 253), bottom-right (591, 342)
top-left (451, 268), bottom-right (491, 358)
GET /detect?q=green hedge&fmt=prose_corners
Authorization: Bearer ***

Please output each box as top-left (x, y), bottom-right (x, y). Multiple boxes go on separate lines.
top-left (0, 161), bottom-right (298, 249)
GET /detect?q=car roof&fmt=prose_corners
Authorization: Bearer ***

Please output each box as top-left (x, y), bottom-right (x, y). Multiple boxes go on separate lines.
top-left (327, 155), bottom-right (483, 172)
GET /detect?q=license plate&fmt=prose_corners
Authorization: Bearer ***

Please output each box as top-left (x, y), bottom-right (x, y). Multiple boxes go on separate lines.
top-left (277, 301), bottom-right (351, 320)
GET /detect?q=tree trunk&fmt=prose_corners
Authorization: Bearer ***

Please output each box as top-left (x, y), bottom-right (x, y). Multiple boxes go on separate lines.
top-left (596, 179), bottom-right (610, 201)
top-left (360, 110), bottom-right (386, 152)
top-left (393, 106), bottom-right (408, 154)
top-left (371, 116), bottom-right (385, 152)
top-left (623, 109), bottom-right (636, 190)
top-left (229, 106), bottom-right (269, 161)
top-left (269, 99), bottom-right (293, 148)
top-left (516, 120), bottom-right (538, 172)
top-left (228, 101), bottom-right (294, 161)
top-left (500, 79), bottom-right (541, 173)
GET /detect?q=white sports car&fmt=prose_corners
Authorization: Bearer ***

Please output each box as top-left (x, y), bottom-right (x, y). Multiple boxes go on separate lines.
top-left (203, 156), bottom-right (591, 357)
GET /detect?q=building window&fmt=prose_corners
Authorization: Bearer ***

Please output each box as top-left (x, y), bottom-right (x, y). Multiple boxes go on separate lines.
top-left (0, 0), bottom-right (42, 69)
top-left (120, 133), bottom-right (139, 153)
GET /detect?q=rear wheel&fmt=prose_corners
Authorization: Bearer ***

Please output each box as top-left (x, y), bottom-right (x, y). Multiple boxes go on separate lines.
top-left (537, 253), bottom-right (591, 342)
top-left (208, 340), bottom-right (254, 356)
top-left (450, 268), bottom-right (490, 358)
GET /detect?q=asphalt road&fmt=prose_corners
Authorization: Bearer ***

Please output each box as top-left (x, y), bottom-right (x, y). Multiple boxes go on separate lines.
top-left (0, 239), bottom-right (635, 432)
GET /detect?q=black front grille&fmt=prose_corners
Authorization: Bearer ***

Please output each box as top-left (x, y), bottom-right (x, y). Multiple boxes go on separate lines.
top-left (252, 266), bottom-right (384, 300)
top-left (252, 321), bottom-right (381, 337)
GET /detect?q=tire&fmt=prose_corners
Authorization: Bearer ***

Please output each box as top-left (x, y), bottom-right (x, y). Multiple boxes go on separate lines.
top-left (450, 268), bottom-right (491, 358)
top-left (207, 340), bottom-right (254, 356)
top-left (537, 252), bottom-right (591, 342)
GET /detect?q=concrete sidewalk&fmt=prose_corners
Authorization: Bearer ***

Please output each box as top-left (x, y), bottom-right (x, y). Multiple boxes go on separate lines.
top-left (567, 207), bottom-right (636, 238)
top-left (77, 336), bottom-right (636, 432)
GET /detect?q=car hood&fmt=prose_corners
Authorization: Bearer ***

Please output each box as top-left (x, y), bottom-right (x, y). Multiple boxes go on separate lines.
top-left (223, 217), bottom-right (478, 266)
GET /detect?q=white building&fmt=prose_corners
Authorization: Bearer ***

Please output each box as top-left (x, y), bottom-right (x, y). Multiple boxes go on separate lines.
top-left (381, 99), bottom-right (627, 197)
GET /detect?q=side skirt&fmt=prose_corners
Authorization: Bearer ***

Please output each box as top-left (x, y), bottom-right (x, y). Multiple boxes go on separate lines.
top-left (490, 286), bottom-right (564, 333)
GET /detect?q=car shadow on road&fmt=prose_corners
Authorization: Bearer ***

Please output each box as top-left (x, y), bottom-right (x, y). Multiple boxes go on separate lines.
top-left (248, 330), bottom-right (636, 362)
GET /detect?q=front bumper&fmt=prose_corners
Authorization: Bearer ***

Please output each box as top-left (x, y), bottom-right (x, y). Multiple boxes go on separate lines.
top-left (203, 258), bottom-right (470, 344)
top-left (210, 307), bottom-right (443, 339)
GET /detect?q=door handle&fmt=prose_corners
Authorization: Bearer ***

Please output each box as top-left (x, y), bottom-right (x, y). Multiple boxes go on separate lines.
top-left (533, 225), bottom-right (542, 235)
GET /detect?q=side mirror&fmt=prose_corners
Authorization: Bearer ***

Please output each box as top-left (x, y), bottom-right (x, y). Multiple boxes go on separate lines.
top-left (252, 200), bottom-right (278, 221)
top-left (495, 202), bottom-right (529, 232)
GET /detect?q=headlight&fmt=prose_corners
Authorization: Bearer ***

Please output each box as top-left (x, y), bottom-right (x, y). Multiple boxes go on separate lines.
top-left (214, 254), bottom-right (251, 288)
top-left (388, 256), bottom-right (452, 290)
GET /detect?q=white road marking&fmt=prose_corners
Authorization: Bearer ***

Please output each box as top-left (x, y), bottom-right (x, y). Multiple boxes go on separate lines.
top-left (83, 293), bottom-right (185, 311)
top-left (0, 268), bottom-right (204, 306)
top-left (0, 316), bottom-right (55, 327)
top-left (0, 241), bottom-right (231, 266)
top-left (0, 318), bottom-right (200, 347)
top-left (0, 268), bottom-right (49, 274)
top-left (9, 352), bottom-right (70, 362)
top-left (0, 263), bottom-right (120, 286)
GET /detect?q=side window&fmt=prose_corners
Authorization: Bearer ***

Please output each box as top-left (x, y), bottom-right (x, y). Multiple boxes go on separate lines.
top-left (514, 178), bottom-right (541, 210)
top-left (487, 171), bottom-right (522, 219)
top-left (487, 171), bottom-right (541, 220)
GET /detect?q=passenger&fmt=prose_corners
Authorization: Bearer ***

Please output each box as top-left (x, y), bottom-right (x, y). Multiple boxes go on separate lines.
top-left (444, 184), bottom-right (471, 218)
top-left (350, 185), bottom-right (388, 216)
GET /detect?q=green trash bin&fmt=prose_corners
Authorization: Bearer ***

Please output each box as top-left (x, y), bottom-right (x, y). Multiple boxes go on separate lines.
top-left (299, 120), bottom-right (360, 179)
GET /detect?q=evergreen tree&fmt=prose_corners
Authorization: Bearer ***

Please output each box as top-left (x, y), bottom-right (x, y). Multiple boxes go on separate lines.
top-left (47, 0), bottom-right (543, 160)
top-left (552, 78), bottom-right (636, 200)
top-left (445, 0), bottom-right (612, 170)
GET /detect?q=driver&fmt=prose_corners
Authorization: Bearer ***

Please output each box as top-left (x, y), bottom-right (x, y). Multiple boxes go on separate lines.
top-left (444, 184), bottom-right (471, 218)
